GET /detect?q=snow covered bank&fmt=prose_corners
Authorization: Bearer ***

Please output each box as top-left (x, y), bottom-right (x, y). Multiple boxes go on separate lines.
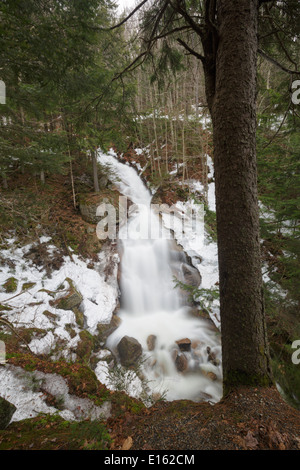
top-left (0, 365), bottom-right (111, 423)
top-left (0, 237), bottom-right (118, 352)
top-left (0, 235), bottom-right (119, 422)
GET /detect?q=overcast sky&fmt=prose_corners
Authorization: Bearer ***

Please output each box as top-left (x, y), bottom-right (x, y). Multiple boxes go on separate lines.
top-left (117, 0), bottom-right (137, 13)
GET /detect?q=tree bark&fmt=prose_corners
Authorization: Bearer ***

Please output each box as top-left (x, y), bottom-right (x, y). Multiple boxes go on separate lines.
top-left (206, 0), bottom-right (272, 393)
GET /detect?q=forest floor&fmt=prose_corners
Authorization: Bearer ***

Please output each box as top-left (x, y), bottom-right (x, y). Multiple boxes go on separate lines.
top-left (108, 386), bottom-right (300, 451)
top-left (1, 383), bottom-right (299, 450)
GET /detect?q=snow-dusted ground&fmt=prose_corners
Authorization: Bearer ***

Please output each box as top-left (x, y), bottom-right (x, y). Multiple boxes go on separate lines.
top-left (0, 364), bottom-right (111, 423)
top-left (0, 237), bottom-right (118, 342)
top-left (0, 235), bottom-right (119, 421)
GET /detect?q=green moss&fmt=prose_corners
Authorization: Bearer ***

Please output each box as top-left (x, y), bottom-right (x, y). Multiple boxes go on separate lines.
top-left (73, 307), bottom-right (84, 328)
top-left (223, 369), bottom-right (273, 397)
top-left (53, 278), bottom-right (83, 312)
top-left (43, 310), bottom-right (57, 321)
top-left (0, 414), bottom-right (112, 450)
top-left (21, 282), bottom-right (36, 291)
top-left (0, 304), bottom-right (12, 312)
top-left (76, 330), bottom-right (95, 363)
top-left (64, 324), bottom-right (77, 339)
top-left (110, 391), bottom-right (145, 417)
top-left (20, 328), bottom-right (48, 345)
top-left (2, 277), bottom-right (18, 293)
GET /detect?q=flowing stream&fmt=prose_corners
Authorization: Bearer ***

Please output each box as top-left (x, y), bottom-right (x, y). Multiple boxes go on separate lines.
top-left (98, 150), bottom-right (222, 403)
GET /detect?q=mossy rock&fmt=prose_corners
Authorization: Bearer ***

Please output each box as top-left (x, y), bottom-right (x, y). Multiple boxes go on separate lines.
top-left (76, 330), bottom-right (95, 362)
top-left (117, 336), bottom-right (142, 368)
top-left (73, 307), bottom-right (85, 329)
top-left (95, 315), bottom-right (121, 348)
top-left (21, 328), bottom-right (48, 344)
top-left (53, 278), bottom-right (83, 312)
top-left (2, 277), bottom-right (18, 294)
top-left (0, 397), bottom-right (16, 430)
top-left (43, 310), bottom-right (57, 322)
top-left (21, 282), bottom-right (36, 291)
top-left (64, 324), bottom-right (77, 339)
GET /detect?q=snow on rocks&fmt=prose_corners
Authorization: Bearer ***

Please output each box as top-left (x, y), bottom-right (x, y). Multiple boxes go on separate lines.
top-left (0, 237), bottom-right (119, 350)
top-left (0, 235), bottom-right (119, 422)
top-left (0, 365), bottom-right (111, 424)
top-left (160, 154), bottom-right (220, 328)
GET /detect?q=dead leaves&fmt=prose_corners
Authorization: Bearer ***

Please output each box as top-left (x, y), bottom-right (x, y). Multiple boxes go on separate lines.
top-left (235, 421), bottom-right (292, 450)
top-left (122, 436), bottom-right (133, 450)
top-left (244, 430), bottom-right (259, 450)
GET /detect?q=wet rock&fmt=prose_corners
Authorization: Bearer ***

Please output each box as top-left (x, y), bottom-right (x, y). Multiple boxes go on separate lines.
top-left (117, 336), bottom-right (142, 367)
top-left (176, 338), bottom-right (192, 352)
top-left (200, 368), bottom-right (218, 381)
top-left (0, 397), bottom-right (16, 429)
top-left (147, 335), bottom-right (157, 351)
top-left (96, 315), bottom-right (121, 346)
top-left (181, 263), bottom-right (201, 288)
top-left (175, 353), bottom-right (188, 373)
top-left (207, 346), bottom-right (220, 366)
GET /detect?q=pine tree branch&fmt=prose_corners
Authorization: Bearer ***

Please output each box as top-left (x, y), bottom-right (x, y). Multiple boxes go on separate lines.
top-left (258, 49), bottom-right (300, 75)
top-left (177, 38), bottom-right (205, 63)
top-left (262, 102), bottom-right (291, 149)
top-left (169, 0), bottom-right (204, 38)
top-left (110, 0), bottom-right (150, 31)
top-left (146, 25), bottom-right (192, 43)
top-left (147, 0), bottom-right (171, 44)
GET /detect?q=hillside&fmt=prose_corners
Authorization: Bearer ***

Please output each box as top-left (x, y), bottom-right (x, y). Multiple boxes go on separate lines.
top-left (0, 147), bottom-right (299, 451)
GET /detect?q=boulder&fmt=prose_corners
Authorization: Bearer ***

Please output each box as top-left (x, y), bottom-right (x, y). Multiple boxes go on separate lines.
top-left (117, 336), bottom-right (142, 367)
top-left (96, 315), bottom-right (122, 346)
top-left (176, 338), bottom-right (191, 352)
top-left (0, 397), bottom-right (16, 429)
top-left (54, 278), bottom-right (83, 311)
top-left (175, 353), bottom-right (188, 373)
top-left (181, 263), bottom-right (201, 288)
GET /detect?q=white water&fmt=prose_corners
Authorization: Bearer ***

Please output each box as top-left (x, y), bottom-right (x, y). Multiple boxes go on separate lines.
top-left (98, 150), bottom-right (222, 403)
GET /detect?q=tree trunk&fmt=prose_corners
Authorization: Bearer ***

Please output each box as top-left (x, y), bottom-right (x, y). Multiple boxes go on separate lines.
top-left (205, 0), bottom-right (272, 393)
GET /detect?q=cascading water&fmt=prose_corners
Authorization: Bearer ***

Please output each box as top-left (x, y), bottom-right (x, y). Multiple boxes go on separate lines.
top-left (98, 150), bottom-right (222, 403)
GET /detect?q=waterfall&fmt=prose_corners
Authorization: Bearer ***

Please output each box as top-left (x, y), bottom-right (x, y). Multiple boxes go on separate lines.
top-left (97, 150), bottom-right (222, 403)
